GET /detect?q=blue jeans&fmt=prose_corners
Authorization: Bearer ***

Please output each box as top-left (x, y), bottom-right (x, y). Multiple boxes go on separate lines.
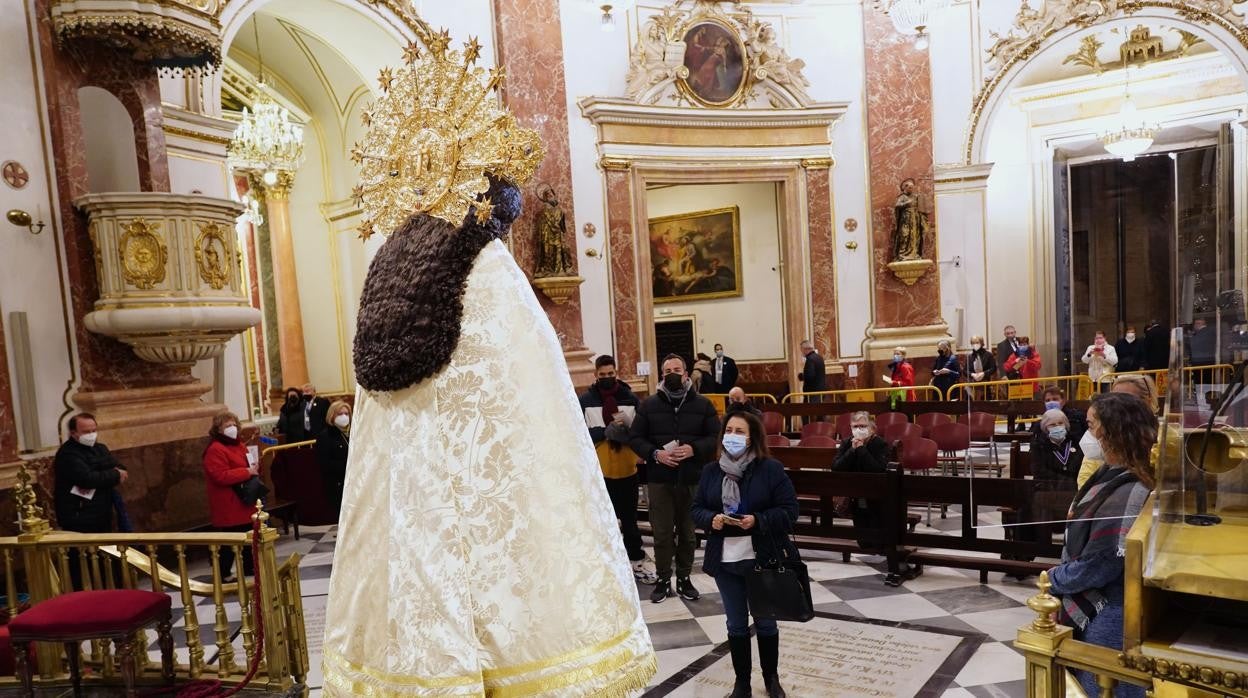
top-left (715, 564), bottom-right (778, 639)
top-left (1074, 605), bottom-right (1144, 698)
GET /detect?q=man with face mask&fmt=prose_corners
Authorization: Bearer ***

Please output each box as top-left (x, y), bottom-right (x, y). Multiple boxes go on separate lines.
top-left (630, 354), bottom-right (721, 603)
top-left (712, 343), bottom-right (739, 392)
top-left (580, 355), bottom-right (656, 584)
top-left (53, 412), bottom-right (129, 534)
top-left (725, 387), bottom-right (761, 417)
top-left (300, 383), bottom-right (331, 438)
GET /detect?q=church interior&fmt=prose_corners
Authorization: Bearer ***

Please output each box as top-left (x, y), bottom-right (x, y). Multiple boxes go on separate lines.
top-left (1, 0), bottom-right (1247, 696)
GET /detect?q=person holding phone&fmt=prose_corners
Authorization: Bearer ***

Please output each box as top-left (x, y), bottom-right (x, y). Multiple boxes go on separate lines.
top-left (1081, 330), bottom-right (1119, 386)
top-left (691, 412), bottom-right (798, 698)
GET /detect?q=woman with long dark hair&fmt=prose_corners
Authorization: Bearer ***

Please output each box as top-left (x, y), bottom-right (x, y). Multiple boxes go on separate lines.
top-left (1048, 392), bottom-right (1155, 698)
top-left (691, 411), bottom-right (798, 698)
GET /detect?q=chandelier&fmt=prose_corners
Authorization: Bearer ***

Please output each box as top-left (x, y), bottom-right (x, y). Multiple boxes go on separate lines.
top-left (226, 17), bottom-right (304, 186)
top-left (874, 0), bottom-right (951, 49)
top-left (582, 0), bottom-right (636, 33)
top-left (1100, 67), bottom-right (1159, 162)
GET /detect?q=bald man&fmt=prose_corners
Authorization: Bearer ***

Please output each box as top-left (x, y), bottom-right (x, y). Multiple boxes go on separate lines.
top-left (725, 387), bottom-right (761, 417)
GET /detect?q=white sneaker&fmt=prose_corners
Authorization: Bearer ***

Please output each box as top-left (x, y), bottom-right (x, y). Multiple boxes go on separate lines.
top-left (632, 557), bottom-right (658, 584)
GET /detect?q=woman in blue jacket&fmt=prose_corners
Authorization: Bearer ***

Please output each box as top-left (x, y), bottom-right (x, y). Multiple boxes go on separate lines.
top-left (692, 411), bottom-right (799, 698)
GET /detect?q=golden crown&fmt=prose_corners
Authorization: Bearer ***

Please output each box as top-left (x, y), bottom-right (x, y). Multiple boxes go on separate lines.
top-left (351, 31), bottom-right (545, 239)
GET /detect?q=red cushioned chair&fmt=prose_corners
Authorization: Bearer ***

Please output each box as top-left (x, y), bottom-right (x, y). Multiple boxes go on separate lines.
top-left (915, 412), bottom-right (953, 438)
top-left (9, 589), bottom-right (174, 697)
top-left (797, 434), bottom-right (838, 448)
top-left (799, 421), bottom-right (836, 442)
top-left (959, 411), bottom-right (1002, 472)
top-left (873, 412), bottom-right (908, 434)
top-left (764, 434), bottom-right (792, 448)
top-left (898, 437), bottom-right (941, 526)
top-left (761, 411), bottom-right (785, 436)
top-left (882, 422), bottom-right (922, 448)
top-left (834, 412), bottom-right (857, 440)
top-left (930, 421), bottom-right (971, 476)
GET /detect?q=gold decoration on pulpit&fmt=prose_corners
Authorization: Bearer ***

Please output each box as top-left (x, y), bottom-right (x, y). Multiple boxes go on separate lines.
top-left (14, 462), bottom-right (49, 535)
top-left (887, 177), bottom-right (933, 286)
top-left (118, 219), bottom-right (168, 290)
top-left (626, 0), bottom-right (812, 108)
top-left (351, 32), bottom-right (545, 239)
top-left (194, 222), bottom-right (231, 290)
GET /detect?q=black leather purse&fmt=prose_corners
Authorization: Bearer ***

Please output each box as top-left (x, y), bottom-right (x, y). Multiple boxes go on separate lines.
top-left (746, 528), bottom-right (814, 623)
top-left (233, 476), bottom-right (269, 506)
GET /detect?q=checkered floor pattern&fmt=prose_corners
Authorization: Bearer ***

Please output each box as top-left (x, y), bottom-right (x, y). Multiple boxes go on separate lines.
top-left (155, 501), bottom-right (1045, 698)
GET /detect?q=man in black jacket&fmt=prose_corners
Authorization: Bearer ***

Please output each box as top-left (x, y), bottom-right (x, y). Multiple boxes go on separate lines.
top-left (1143, 319), bottom-right (1170, 370)
top-left (711, 343), bottom-right (739, 392)
top-left (579, 355), bottom-right (656, 585)
top-left (301, 383), bottom-right (331, 438)
top-left (53, 413), bottom-right (128, 533)
top-left (630, 354), bottom-right (720, 604)
top-left (799, 340), bottom-right (827, 398)
top-left (997, 325), bottom-right (1021, 379)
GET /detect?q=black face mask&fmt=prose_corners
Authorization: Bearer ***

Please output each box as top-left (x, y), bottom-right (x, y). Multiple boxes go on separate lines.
top-left (596, 377), bottom-right (617, 391)
top-left (303, 394), bottom-right (313, 402)
top-left (663, 373), bottom-right (685, 392)
top-left (286, 394), bottom-right (301, 404)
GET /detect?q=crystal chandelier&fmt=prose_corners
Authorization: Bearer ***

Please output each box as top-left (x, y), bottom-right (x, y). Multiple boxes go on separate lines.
top-left (227, 17), bottom-right (304, 186)
top-left (874, 0), bottom-right (951, 49)
top-left (1100, 67), bottom-right (1159, 162)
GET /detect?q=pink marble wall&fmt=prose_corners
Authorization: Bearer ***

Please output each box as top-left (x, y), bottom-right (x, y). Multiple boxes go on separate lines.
top-left (36, 3), bottom-right (185, 392)
top-left (806, 166), bottom-right (839, 355)
top-left (235, 175), bottom-right (269, 408)
top-left (737, 362), bottom-right (791, 386)
top-left (605, 168), bottom-right (641, 380)
top-left (863, 10), bottom-right (941, 329)
top-left (0, 310), bottom-right (18, 463)
top-left (492, 0), bottom-right (585, 349)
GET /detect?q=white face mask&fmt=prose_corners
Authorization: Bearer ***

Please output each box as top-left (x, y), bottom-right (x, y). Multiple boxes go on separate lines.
top-left (971, 343), bottom-right (982, 351)
top-left (1079, 430), bottom-right (1103, 461)
top-left (76, 432), bottom-right (98, 448)
top-left (851, 427), bottom-right (870, 440)
top-left (1125, 333), bottom-right (1136, 342)
top-left (334, 414), bottom-right (351, 428)
top-left (223, 425), bottom-right (239, 440)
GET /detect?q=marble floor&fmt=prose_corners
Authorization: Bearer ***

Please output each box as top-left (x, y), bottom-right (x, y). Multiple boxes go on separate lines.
top-left (155, 500), bottom-right (1048, 698)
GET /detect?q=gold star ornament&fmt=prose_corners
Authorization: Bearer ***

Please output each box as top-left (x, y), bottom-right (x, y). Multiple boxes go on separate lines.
top-left (352, 31), bottom-right (545, 240)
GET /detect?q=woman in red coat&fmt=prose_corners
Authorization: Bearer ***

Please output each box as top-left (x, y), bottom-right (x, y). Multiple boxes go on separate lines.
top-left (884, 346), bottom-right (917, 401)
top-left (1004, 335), bottom-right (1044, 395)
top-left (203, 411), bottom-right (257, 581)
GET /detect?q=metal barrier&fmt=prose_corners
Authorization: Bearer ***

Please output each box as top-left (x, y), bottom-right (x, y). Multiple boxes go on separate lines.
top-left (943, 374), bottom-right (1094, 402)
top-left (781, 386), bottom-right (944, 404)
top-left (1101, 364), bottom-right (1234, 401)
top-left (746, 392), bottom-right (778, 404)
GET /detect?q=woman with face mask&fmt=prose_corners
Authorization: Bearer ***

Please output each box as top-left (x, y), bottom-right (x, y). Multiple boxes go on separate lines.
top-left (931, 340), bottom-right (961, 399)
top-left (882, 346), bottom-right (916, 402)
top-left (275, 387), bottom-right (309, 442)
top-left (316, 401), bottom-right (353, 520)
top-left (1003, 335), bottom-right (1043, 395)
top-left (691, 412), bottom-right (798, 698)
top-left (1114, 326), bottom-right (1145, 373)
top-left (832, 412), bottom-right (892, 553)
top-left (202, 411), bottom-right (260, 582)
top-left (966, 335), bottom-right (997, 399)
top-left (1048, 393), bottom-right (1155, 698)
top-left (1081, 330), bottom-right (1119, 386)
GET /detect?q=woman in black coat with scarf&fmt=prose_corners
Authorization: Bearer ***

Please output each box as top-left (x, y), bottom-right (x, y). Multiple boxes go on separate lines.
top-left (692, 411), bottom-right (799, 698)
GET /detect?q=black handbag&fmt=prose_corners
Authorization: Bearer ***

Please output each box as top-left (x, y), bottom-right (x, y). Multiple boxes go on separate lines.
top-left (745, 528), bottom-right (815, 623)
top-left (233, 475), bottom-right (269, 506)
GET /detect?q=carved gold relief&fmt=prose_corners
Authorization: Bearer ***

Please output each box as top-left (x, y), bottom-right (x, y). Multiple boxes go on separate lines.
top-left (1061, 25), bottom-right (1206, 74)
top-left (118, 219), bottom-right (168, 290)
top-left (50, 3), bottom-right (223, 73)
top-left (626, 0), bottom-right (811, 109)
top-left (87, 220), bottom-right (104, 283)
top-left (194, 222), bottom-right (231, 290)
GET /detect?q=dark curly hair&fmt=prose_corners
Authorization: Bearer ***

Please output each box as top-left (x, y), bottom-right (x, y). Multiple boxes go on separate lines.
top-left (1088, 392), bottom-right (1157, 488)
top-left (353, 176), bottom-right (523, 392)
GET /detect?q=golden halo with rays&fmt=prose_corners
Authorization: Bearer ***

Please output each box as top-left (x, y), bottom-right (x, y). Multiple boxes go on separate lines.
top-left (351, 33), bottom-right (545, 240)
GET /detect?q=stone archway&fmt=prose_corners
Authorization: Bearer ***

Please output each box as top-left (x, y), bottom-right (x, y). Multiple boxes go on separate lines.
top-left (964, 1), bottom-right (1248, 166)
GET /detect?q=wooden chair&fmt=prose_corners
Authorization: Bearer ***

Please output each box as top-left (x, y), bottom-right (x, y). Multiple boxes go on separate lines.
top-left (930, 421), bottom-right (971, 476)
top-left (765, 434), bottom-right (793, 448)
top-left (882, 422), bottom-right (922, 448)
top-left (761, 411), bottom-right (785, 435)
top-left (960, 411), bottom-right (1002, 472)
top-left (800, 422), bottom-right (837, 442)
top-left (835, 412), bottom-right (857, 440)
top-left (874, 412), bottom-right (908, 433)
top-left (798, 435), bottom-right (839, 448)
top-left (10, 590), bottom-right (174, 697)
top-left (898, 437), bottom-right (940, 526)
top-left (915, 412), bottom-right (954, 438)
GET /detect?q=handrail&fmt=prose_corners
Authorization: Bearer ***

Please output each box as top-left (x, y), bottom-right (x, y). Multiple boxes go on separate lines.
top-left (781, 385), bottom-right (944, 403)
top-left (746, 392), bottom-right (778, 404)
top-left (1101, 363), bottom-right (1234, 389)
top-left (943, 373), bottom-right (1094, 401)
top-left (261, 439), bottom-right (316, 457)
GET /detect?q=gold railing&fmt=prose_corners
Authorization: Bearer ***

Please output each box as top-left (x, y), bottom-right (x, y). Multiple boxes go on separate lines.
top-left (0, 466), bottom-right (308, 694)
top-left (781, 385), bottom-right (945, 404)
top-left (944, 374), bottom-right (1094, 402)
top-left (1101, 364), bottom-right (1235, 401)
top-left (747, 393), bottom-right (779, 404)
top-left (1016, 572), bottom-right (1155, 698)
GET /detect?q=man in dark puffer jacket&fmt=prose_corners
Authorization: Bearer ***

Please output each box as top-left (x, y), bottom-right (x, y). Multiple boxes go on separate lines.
top-left (629, 354), bottom-right (720, 604)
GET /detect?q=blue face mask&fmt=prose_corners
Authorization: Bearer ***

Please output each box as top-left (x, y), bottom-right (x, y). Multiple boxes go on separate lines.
top-left (893, 354), bottom-right (903, 363)
top-left (1045, 400), bottom-right (1061, 411)
top-left (722, 433), bottom-right (749, 457)
top-left (1048, 427), bottom-right (1067, 443)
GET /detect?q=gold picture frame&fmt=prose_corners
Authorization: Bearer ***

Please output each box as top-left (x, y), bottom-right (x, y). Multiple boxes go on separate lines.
top-left (676, 18), bottom-right (749, 108)
top-left (649, 205), bottom-right (743, 304)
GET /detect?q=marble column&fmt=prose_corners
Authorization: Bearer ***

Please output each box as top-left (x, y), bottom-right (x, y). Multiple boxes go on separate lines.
top-left (861, 9), bottom-right (949, 361)
top-left (258, 171), bottom-right (309, 389)
top-left (492, 0), bottom-right (594, 390)
top-left (804, 160), bottom-right (838, 360)
top-left (0, 308), bottom-right (18, 464)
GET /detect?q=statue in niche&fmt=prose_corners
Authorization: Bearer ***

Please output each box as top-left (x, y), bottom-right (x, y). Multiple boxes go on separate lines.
top-left (533, 183), bottom-right (573, 278)
top-left (891, 177), bottom-right (929, 262)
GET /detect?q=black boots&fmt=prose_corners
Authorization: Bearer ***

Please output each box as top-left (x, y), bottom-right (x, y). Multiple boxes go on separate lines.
top-left (758, 633), bottom-right (786, 698)
top-left (728, 635), bottom-right (752, 698)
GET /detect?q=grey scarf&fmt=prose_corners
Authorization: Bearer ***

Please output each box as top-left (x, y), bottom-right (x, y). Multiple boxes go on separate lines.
top-left (719, 450), bottom-right (753, 514)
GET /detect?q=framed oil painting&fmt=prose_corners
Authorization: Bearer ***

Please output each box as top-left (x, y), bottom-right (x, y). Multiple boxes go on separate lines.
top-left (679, 20), bottom-right (747, 106)
top-left (649, 206), bottom-right (743, 304)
